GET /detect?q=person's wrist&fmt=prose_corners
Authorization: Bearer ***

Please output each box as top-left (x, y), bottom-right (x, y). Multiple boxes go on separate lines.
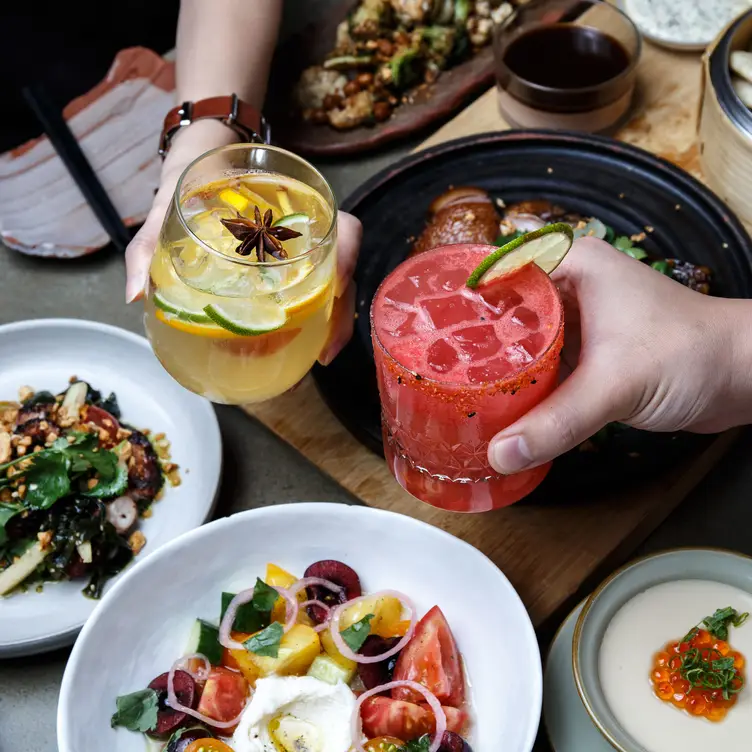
top-left (167, 118), bottom-right (240, 155)
top-left (159, 119), bottom-right (241, 186)
top-left (721, 298), bottom-right (752, 427)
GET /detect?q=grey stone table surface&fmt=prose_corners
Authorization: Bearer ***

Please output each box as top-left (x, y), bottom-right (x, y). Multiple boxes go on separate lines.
top-left (2, 147), bottom-right (752, 752)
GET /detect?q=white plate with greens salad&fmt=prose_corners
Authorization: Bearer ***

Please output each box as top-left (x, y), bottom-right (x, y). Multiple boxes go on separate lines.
top-left (0, 319), bottom-right (221, 658)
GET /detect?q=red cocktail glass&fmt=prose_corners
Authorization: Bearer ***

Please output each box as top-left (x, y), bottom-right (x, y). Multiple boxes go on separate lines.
top-left (371, 244), bottom-right (564, 512)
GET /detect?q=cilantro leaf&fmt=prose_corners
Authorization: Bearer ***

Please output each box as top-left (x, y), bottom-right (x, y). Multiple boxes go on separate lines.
top-left (0, 504), bottom-right (23, 546)
top-left (244, 622), bottom-right (284, 657)
top-left (613, 235), bottom-right (633, 251)
top-left (340, 613), bottom-right (375, 653)
top-left (82, 462), bottom-right (128, 499)
top-left (651, 260), bottom-right (672, 277)
top-left (23, 453), bottom-right (71, 509)
top-left (110, 688), bottom-right (159, 732)
top-left (612, 235), bottom-right (648, 261)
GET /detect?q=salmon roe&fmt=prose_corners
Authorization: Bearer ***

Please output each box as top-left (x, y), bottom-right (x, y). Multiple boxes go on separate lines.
top-left (650, 629), bottom-right (745, 722)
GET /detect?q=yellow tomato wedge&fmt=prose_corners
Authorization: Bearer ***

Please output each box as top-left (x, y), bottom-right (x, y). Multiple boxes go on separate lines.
top-left (340, 594), bottom-right (404, 638)
top-left (265, 563), bottom-right (312, 626)
top-left (320, 626), bottom-right (357, 671)
top-left (243, 624), bottom-right (321, 677)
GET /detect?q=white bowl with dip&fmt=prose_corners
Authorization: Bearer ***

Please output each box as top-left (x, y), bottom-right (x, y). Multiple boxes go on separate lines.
top-left (617, 0), bottom-right (752, 51)
top-left (573, 548), bottom-right (752, 752)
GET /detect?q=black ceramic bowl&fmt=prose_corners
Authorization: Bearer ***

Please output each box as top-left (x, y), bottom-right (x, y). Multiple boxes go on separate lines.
top-left (312, 130), bottom-right (752, 493)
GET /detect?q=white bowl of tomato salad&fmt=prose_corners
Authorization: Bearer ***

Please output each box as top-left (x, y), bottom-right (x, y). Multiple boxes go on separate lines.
top-left (57, 503), bottom-right (541, 752)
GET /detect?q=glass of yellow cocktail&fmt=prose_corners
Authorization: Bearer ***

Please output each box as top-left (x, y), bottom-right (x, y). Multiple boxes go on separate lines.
top-left (144, 144), bottom-right (337, 404)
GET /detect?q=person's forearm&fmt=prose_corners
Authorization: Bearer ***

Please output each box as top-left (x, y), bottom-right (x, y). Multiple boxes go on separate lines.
top-left (175, 0), bottom-right (283, 108)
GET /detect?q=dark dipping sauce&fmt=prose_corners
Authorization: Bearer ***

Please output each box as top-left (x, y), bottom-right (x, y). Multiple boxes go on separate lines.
top-left (504, 24), bottom-right (630, 89)
top-left (496, 22), bottom-right (635, 115)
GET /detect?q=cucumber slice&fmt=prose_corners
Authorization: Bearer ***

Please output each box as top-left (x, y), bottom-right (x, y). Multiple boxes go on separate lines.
top-left (307, 654), bottom-right (356, 685)
top-left (186, 619), bottom-right (222, 666)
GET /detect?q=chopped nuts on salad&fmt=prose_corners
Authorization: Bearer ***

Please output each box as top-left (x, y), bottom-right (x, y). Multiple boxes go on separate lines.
top-left (0, 380), bottom-right (180, 600)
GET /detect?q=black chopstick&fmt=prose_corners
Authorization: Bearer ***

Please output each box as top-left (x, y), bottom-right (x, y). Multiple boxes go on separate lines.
top-left (21, 82), bottom-right (132, 253)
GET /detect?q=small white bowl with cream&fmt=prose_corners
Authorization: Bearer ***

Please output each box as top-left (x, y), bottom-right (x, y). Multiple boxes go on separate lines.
top-left (573, 548), bottom-right (752, 752)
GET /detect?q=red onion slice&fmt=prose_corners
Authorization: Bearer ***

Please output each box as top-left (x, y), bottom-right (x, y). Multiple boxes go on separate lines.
top-left (330, 590), bottom-right (415, 664)
top-left (271, 585), bottom-right (300, 633)
top-left (288, 576), bottom-right (344, 596)
top-left (351, 680), bottom-right (446, 752)
top-left (167, 659), bottom-right (249, 730)
top-left (506, 213), bottom-right (546, 233)
top-left (299, 600), bottom-right (333, 632)
top-left (220, 578), bottom-right (344, 649)
top-left (218, 587), bottom-right (257, 651)
top-left (177, 653), bottom-right (211, 683)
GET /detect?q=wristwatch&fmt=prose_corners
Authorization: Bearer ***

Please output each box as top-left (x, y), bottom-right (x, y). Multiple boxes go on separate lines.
top-left (159, 93), bottom-right (271, 157)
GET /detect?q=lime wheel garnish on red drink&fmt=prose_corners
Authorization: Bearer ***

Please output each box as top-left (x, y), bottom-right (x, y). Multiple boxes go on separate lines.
top-left (466, 222), bottom-right (574, 288)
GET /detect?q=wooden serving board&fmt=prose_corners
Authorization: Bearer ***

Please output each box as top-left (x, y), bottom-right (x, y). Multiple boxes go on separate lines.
top-left (245, 42), bottom-right (735, 628)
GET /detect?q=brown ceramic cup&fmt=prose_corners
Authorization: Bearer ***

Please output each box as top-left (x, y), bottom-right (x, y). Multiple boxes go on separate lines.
top-left (493, 0), bottom-right (641, 133)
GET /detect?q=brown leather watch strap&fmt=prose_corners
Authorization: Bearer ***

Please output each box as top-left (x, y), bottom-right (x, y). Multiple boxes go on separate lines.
top-left (159, 93), bottom-right (271, 157)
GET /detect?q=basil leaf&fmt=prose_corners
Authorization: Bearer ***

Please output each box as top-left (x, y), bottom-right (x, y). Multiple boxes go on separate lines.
top-left (0, 504), bottom-right (23, 546)
top-left (110, 688), bottom-right (159, 732)
top-left (24, 453), bottom-right (71, 509)
top-left (221, 592), bottom-right (264, 633)
top-left (244, 622), bottom-right (284, 657)
top-left (251, 578), bottom-right (280, 612)
top-left (220, 579), bottom-right (279, 633)
top-left (341, 613), bottom-right (375, 653)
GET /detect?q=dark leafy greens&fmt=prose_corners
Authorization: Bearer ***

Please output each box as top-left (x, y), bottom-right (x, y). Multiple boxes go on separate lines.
top-left (0, 383), bottom-right (169, 599)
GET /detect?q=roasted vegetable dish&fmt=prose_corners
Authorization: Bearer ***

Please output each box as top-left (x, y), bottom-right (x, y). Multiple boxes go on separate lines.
top-left (412, 187), bottom-right (712, 293)
top-left (0, 380), bottom-right (179, 599)
top-left (294, 0), bottom-right (514, 131)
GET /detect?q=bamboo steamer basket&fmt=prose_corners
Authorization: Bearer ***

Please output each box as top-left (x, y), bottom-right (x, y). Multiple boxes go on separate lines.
top-left (699, 9), bottom-right (752, 234)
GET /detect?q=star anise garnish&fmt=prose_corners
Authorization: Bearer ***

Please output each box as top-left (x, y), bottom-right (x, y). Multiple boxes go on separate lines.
top-left (220, 206), bottom-right (302, 262)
